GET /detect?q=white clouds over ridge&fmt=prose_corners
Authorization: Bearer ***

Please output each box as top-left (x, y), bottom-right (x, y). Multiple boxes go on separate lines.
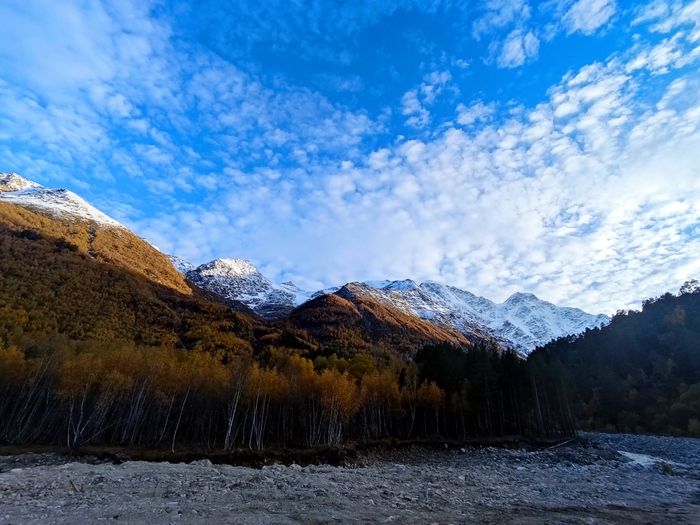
top-left (144, 24), bottom-right (700, 314)
top-left (2, 0), bottom-right (700, 315)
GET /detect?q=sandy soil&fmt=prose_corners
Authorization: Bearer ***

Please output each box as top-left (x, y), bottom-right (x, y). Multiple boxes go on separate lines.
top-left (1, 433), bottom-right (699, 524)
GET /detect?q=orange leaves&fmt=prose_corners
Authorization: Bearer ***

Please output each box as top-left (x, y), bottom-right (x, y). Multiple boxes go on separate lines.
top-left (57, 351), bottom-right (105, 400)
top-left (146, 347), bottom-right (232, 403)
top-left (318, 369), bottom-right (360, 420)
top-left (360, 370), bottom-right (400, 408)
top-left (244, 362), bottom-right (288, 403)
top-left (417, 380), bottom-right (446, 409)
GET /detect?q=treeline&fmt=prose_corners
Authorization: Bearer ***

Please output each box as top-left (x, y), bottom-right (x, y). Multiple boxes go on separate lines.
top-left (0, 336), bottom-right (573, 450)
top-left (531, 281), bottom-right (700, 436)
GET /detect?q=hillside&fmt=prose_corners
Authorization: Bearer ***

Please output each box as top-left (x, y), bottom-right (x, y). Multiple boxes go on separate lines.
top-left (0, 173), bottom-right (572, 449)
top-left (531, 283), bottom-right (700, 436)
top-left (0, 174), bottom-right (191, 296)
top-left (0, 204), bottom-right (254, 353)
top-left (288, 286), bottom-right (470, 357)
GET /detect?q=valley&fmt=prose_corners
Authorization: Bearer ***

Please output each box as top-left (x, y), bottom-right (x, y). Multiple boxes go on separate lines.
top-left (4, 2), bottom-right (700, 522)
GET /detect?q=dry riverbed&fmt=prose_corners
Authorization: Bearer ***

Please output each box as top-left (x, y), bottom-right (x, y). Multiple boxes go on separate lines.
top-left (1, 433), bottom-right (699, 524)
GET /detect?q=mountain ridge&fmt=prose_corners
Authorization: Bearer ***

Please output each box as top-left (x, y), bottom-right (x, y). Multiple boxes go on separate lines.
top-left (0, 173), bottom-right (124, 228)
top-left (174, 255), bottom-right (609, 353)
top-left (0, 172), bottom-right (607, 354)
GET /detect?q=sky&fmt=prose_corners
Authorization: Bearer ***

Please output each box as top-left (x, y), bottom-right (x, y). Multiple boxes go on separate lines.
top-left (1, 0), bottom-right (700, 314)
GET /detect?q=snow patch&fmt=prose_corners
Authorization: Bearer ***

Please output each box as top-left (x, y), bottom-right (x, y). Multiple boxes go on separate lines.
top-left (0, 173), bottom-right (123, 229)
top-left (169, 255), bottom-right (196, 275)
top-left (0, 173), bottom-right (42, 192)
top-left (183, 255), bottom-right (609, 351)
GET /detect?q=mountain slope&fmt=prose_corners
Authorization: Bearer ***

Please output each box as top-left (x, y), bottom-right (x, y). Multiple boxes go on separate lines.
top-left (0, 174), bottom-right (474, 360)
top-left (368, 281), bottom-right (608, 353)
top-left (0, 173), bottom-right (192, 296)
top-left (289, 285), bottom-right (471, 356)
top-left (0, 210), bottom-right (254, 353)
top-left (0, 173), bottom-right (122, 228)
top-left (4, 171), bottom-right (604, 354)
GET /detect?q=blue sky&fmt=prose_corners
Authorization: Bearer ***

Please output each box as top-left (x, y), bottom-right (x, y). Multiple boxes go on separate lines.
top-left (1, 0), bottom-right (700, 314)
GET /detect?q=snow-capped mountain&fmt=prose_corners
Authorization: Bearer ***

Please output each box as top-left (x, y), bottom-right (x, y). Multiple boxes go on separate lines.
top-left (175, 258), bottom-right (317, 318)
top-left (0, 173), bottom-right (123, 228)
top-left (172, 254), bottom-right (609, 353)
top-left (356, 280), bottom-right (609, 353)
top-left (169, 255), bottom-right (196, 275)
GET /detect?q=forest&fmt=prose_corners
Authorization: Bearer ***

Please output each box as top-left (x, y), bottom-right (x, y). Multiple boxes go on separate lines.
top-left (0, 207), bottom-right (573, 451)
top-left (531, 281), bottom-right (700, 437)
top-left (0, 337), bottom-right (573, 450)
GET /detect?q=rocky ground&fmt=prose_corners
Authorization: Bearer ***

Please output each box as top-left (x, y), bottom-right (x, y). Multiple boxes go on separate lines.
top-left (1, 433), bottom-right (699, 524)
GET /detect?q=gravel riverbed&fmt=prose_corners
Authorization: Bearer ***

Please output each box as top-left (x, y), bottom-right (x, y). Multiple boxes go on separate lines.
top-left (1, 433), bottom-right (699, 524)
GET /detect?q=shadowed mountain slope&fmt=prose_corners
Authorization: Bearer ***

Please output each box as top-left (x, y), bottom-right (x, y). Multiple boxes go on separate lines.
top-left (289, 285), bottom-right (472, 356)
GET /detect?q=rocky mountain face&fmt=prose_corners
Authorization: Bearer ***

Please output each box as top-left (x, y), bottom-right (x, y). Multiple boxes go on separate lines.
top-left (174, 256), bottom-right (609, 354)
top-left (351, 280), bottom-right (609, 354)
top-left (179, 258), bottom-right (317, 319)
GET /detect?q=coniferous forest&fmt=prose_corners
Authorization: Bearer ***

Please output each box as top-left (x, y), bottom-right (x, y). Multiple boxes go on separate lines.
top-left (531, 282), bottom-right (700, 437)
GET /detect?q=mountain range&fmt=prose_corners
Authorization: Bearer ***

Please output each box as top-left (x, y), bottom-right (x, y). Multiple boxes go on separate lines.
top-left (0, 172), bottom-right (608, 354)
top-left (175, 255), bottom-right (608, 354)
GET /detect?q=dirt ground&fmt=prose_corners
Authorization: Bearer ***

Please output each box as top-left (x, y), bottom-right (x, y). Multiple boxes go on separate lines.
top-left (1, 432), bottom-right (699, 524)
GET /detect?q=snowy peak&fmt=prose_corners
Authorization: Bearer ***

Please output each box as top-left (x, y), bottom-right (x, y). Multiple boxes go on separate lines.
top-left (173, 256), bottom-right (311, 319)
top-left (168, 255), bottom-right (196, 275)
top-left (174, 253), bottom-right (609, 352)
top-left (0, 173), bottom-right (42, 192)
top-left (504, 292), bottom-right (538, 304)
top-left (326, 280), bottom-right (608, 353)
top-left (197, 258), bottom-right (262, 279)
top-left (363, 279), bottom-right (392, 289)
top-left (0, 173), bottom-right (123, 228)
top-left (383, 279), bottom-right (419, 291)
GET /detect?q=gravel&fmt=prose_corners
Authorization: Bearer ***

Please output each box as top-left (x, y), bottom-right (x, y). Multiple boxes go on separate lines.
top-left (1, 433), bottom-right (699, 524)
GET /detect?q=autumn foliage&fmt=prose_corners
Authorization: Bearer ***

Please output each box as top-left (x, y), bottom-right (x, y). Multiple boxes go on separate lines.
top-left (0, 204), bottom-right (574, 450)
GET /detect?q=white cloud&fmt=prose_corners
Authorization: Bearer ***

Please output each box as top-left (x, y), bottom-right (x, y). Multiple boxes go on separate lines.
top-left (457, 101), bottom-right (495, 125)
top-left (562, 0), bottom-right (617, 35)
top-left (0, 0), bottom-right (379, 203)
top-left (4, 0), bottom-right (700, 316)
top-left (401, 70), bottom-right (454, 128)
top-left (633, 0), bottom-right (700, 42)
top-left (497, 30), bottom-right (540, 68)
top-left (472, 0), bottom-right (531, 39)
top-left (401, 90), bottom-right (431, 128)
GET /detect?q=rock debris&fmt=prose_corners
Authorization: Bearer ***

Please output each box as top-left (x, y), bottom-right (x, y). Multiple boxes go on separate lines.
top-left (1, 433), bottom-right (699, 524)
